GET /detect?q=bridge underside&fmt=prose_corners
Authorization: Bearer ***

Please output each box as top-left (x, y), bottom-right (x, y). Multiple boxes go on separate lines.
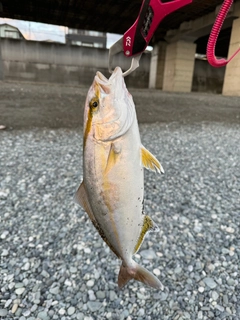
top-left (0, 0), bottom-right (228, 41)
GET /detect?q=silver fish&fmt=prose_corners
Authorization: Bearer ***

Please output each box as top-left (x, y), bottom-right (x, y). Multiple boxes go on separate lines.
top-left (75, 67), bottom-right (164, 289)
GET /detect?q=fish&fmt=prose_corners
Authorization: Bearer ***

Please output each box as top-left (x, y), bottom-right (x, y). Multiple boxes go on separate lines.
top-left (75, 67), bottom-right (164, 289)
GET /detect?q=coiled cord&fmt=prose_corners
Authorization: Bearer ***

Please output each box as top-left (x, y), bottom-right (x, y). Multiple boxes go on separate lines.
top-left (207, 0), bottom-right (240, 67)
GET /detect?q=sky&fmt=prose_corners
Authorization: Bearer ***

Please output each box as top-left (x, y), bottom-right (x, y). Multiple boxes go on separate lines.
top-left (0, 18), bottom-right (122, 48)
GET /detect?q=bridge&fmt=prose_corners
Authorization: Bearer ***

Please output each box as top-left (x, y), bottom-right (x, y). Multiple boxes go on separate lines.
top-left (1, 0), bottom-right (240, 95)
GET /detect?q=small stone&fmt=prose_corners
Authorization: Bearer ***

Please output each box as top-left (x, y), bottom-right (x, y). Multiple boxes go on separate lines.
top-left (86, 280), bottom-right (94, 287)
top-left (188, 265), bottom-right (193, 272)
top-left (226, 227), bottom-right (234, 233)
top-left (198, 287), bottom-right (205, 293)
top-left (15, 287), bottom-right (25, 295)
top-left (9, 282), bottom-right (15, 290)
top-left (12, 303), bottom-right (19, 314)
top-left (223, 295), bottom-right (228, 305)
top-left (195, 261), bottom-right (202, 270)
top-left (174, 267), bottom-right (182, 274)
top-left (4, 299), bottom-right (12, 308)
top-left (0, 309), bottom-right (8, 317)
top-left (37, 311), bottom-right (50, 320)
top-left (212, 291), bottom-right (219, 301)
top-left (138, 308), bottom-right (145, 316)
top-left (70, 267), bottom-right (78, 273)
top-left (109, 290), bottom-right (117, 301)
top-left (139, 248), bottom-right (156, 259)
top-left (1, 230), bottom-right (9, 239)
top-left (160, 292), bottom-right (168, 301)
top-left (64, 279), bottom-right (72, 286)
top-left (58, 308), bottom-right (66, 315)
top-left (1, 249), bottom-right (9, 256)
top-left (41, 270), bottom-right (50, 278)
top-left (120, 310), bottom-right (129, 320)
top-left (76, 312), bottom-right (84, 320)
top-left (67, 306), bottom-right (76, 316)
top-left (96, 291), bottom-right (105, 299)
top-left (88, 290), bottom-right (96, 301)
top-left (137, 292), bottom-right (147, 300)
top-left (50, 287), bottom-right (59, 295)
top-left (22, 262), bottom-right (30, 271)
top-left (203, 277), bottom-right (217, 289)
top-left (22, 310), bottom-right (31, 317)
top-left (153, 268), bottom-right (161, 276)
top-left (87, 301), bottom-right (102, 312)
top-left (227, 278), bottom-right (235, 286)
top-left (31, 304), bottom-right (38, 312)
top-left (215, 305), bottom-right (224, 312)
top-left (226, 307), bottom-right (232, 314)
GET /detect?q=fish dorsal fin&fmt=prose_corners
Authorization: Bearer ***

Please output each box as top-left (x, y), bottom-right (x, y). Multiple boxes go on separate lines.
top-left (105, 142), bottom-right (121, 174)
top-left (74, 181), bottom-right (120, 258)
top-left (141, 145), bottom-right (164, 174)
top-left (134, 215), bottom-right (159, 254)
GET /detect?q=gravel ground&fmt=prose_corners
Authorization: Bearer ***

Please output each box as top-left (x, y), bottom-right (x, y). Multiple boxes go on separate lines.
top-left (0, 81), bottom-right (240, 129)
top-left (0, 121), bottom-right (239, 320)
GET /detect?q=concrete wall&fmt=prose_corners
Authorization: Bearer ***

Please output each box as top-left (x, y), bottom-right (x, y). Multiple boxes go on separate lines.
top-left (0, 38), bottom-right (4, 80)
top-left (192, 59), bottom-right (225, 94)
top-left (0, 38), bottom-right (150, 88)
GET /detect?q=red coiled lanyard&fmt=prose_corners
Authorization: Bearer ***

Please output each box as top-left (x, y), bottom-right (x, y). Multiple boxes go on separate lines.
top-left (207, 0), bottom-right (240, 67)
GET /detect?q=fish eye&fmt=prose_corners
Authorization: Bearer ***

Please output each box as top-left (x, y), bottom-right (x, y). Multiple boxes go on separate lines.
top-left (89, 97), bottom-right (99, 110)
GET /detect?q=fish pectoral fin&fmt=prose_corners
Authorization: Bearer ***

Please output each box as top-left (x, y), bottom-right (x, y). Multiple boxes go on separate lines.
top-left (105, 142), bottom-right (121, 174)
top-left (134, 215), bottom-right (159, 254)
top-left (140, 145), bottom-right (164, 174)
top-left (118, 261), bottom-right (163, 290)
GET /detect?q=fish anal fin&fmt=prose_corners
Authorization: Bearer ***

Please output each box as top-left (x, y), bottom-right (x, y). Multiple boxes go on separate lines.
top-left (105, 142), bottom-right (121, 174)
top-left (74, 181), bottom-right (92, 213)
top-left (141, 146), bottom-right (164, 174)
top-left (118, 261), bottom-right (163, 290)
top-left (74, 181), bottom-right (120, 258)
top-left (134, 215), bottom-right (159, 254)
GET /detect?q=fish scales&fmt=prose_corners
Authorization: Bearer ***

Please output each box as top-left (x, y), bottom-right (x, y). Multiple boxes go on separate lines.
top-left (75, 67), bottom-right (164, 289)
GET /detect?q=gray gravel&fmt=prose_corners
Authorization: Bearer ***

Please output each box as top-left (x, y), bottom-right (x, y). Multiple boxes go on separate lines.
top-left (0, 122), bottom-right (239, 320)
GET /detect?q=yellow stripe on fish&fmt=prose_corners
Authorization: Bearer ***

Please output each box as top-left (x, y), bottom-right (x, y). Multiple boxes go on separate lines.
top-left (83, 84), bottom-right (100, 147)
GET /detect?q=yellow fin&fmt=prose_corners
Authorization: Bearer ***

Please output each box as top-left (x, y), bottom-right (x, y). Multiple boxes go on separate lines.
top-left (74, 181), bottom-right (120, 257)
top-left (141, 146), bottom-right (164, 174)
top-left (105, 143), bottom-right (121, 174)
top-left (134, 215), bottom-right (159, 254)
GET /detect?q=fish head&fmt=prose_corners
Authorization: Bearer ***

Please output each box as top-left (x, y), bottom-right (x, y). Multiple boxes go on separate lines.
top-left (84, 67), bottom-right (135, 142)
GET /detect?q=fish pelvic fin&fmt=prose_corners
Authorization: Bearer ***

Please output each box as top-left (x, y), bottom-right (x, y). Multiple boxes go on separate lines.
top-left (134, 215), bottom-right (159, 254)
top-left (141, 145), bottom-right (164, 174)
top-left (118, 261), bottom-right (164, 290)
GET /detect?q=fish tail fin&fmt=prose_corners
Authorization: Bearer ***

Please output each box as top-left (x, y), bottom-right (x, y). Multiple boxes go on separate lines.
top-left (118, 261), bottom-right (164, 290)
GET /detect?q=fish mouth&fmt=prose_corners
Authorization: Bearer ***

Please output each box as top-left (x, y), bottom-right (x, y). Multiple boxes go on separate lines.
top-left (96, 71), bottom-right (109, 83)
top-left (95, 67), bottom-right (123, 85)
top-left (94, 67), bottom-right (123, 95)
